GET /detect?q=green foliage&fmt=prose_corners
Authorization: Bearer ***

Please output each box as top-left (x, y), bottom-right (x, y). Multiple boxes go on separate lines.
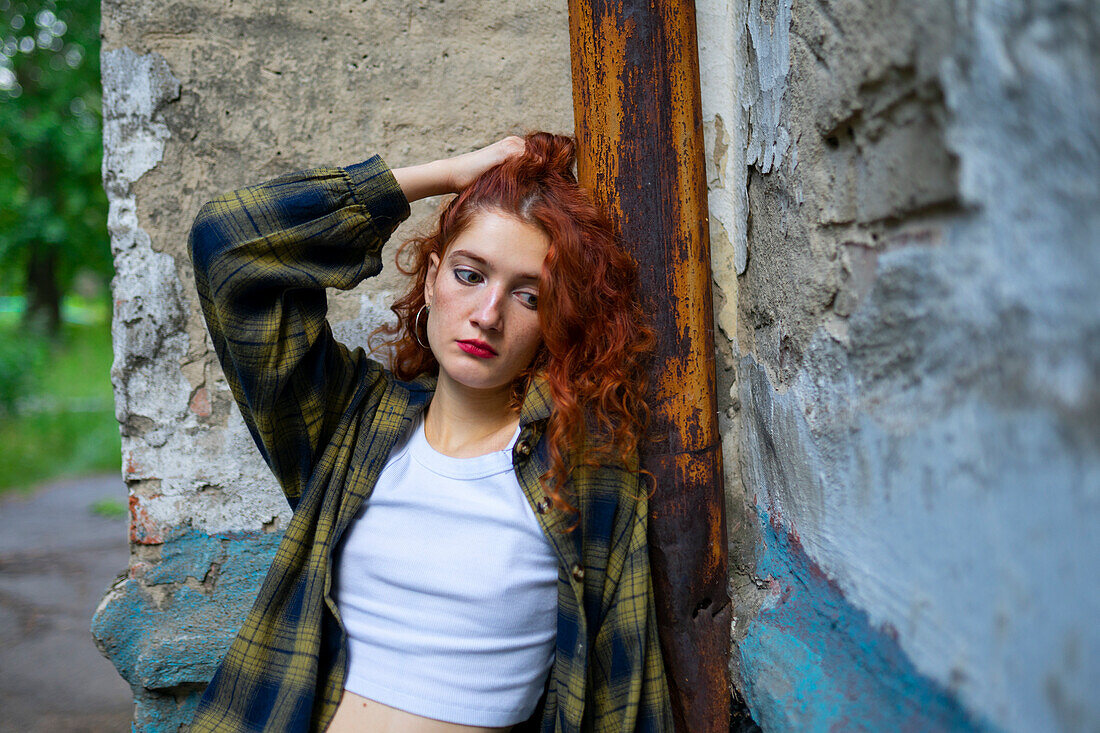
top-left (0, 319), bottom-right (119, 495)
top-left (0, 0), bottom-right (110, 306)
top-left (0, 406), bottom-right (121, 494)
top-left (0, 1), bottom-right (117, 494)
top-left (0, 322), bottom-right (47, 413)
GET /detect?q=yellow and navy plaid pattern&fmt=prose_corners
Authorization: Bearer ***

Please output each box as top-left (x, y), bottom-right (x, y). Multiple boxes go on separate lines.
top-left (185, 155), bottom-right (673, 732)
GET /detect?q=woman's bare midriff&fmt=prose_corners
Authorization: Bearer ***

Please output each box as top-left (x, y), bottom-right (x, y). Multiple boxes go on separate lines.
top-left (327, 688), bottom-right (513, 733)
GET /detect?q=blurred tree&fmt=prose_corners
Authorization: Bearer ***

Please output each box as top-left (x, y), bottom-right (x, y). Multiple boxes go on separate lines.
top-left (0, 0), bottom-right (109, 339)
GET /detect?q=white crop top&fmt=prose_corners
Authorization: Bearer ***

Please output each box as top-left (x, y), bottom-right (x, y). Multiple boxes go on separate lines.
top-left (332, 411), bottom-right (558, 727)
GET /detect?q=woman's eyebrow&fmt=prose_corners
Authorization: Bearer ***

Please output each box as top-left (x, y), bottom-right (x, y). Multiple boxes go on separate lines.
top-left (449, 248), bottom-right (540, 282)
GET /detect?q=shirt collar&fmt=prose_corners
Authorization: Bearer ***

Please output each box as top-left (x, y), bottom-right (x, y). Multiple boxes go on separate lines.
top-left (519, 372), bottom-right (552, 425)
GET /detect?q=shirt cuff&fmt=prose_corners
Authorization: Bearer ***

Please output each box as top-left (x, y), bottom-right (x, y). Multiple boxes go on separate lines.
top-left (345, 154), bottom-right (412, 239)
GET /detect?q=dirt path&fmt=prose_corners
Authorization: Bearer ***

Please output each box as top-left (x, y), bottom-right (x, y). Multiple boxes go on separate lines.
top-left (0, 474), bottom-right (133, 732)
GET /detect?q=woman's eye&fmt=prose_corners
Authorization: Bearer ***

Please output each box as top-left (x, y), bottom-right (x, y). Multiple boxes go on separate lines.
top-left (517, 292), bottom-right (538, 309)
top-left (454, 268), bottom-right (483, 285)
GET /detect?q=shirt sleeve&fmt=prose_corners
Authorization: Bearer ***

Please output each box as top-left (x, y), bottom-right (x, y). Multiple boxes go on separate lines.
top-left (589, 489), bottom-right (676, 731)
top-left (187, 155), bottom-right (411, 510)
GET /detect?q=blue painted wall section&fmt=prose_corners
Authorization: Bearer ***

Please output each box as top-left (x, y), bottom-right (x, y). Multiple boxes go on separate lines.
top-left (92, 528), bottom-right (282, 732)
top-left (736, 511), bottom-right (993, 732)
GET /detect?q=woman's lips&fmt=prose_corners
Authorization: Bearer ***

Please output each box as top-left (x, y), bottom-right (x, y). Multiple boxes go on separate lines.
top-left (457, 340), bottom-right (497, 358)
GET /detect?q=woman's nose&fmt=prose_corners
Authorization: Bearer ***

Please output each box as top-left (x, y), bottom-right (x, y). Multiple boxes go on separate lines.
top-left (471, 288), bottom-right (505, 331)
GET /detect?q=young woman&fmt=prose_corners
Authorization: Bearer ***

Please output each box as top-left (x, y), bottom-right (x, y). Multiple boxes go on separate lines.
top-left (186, 132), bottom-right (673, 732)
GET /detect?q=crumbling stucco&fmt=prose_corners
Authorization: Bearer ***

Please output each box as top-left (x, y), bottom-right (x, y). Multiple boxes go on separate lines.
top-left (707, 0), bottom-right (1100, 729)
top-left (743, 0), bottom-right (792, 175)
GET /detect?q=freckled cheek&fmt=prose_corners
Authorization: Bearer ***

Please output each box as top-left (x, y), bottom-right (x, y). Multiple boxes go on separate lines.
top-left (428, 288), bottom-right (471, 331)
top-left (515, 320), bottom-right (543, 358)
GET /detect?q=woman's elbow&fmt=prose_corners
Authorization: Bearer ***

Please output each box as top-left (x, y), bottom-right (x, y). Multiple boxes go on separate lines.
top-left (187, 199), bottom-right (227, 270)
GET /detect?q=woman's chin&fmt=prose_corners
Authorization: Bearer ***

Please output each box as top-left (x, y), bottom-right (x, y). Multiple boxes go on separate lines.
top-left (437, 366), bottom-right (513, 395)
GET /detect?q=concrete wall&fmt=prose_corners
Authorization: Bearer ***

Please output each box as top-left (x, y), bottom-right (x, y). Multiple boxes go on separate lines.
top-left (90, 2), bottom-right (573, 729)
top-left (698, 0), bottom-right (1100, 730)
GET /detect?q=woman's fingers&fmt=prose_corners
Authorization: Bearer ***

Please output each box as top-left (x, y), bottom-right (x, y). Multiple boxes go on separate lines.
top-left (448, 135), bottom-right (526, 191)
top-left (487, 135), bottom-right (526, 164)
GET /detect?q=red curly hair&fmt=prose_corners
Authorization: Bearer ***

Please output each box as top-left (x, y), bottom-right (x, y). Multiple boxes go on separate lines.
top-left (373, 131), bottom-right (656, 529)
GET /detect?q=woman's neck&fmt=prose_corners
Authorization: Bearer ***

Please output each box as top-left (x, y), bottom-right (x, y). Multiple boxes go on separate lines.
top-left (423, 374), bottom-right (521, 458)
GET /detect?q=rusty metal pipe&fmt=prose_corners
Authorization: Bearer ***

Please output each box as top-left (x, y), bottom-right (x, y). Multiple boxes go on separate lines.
top-left (567, 1), bottom-right (732, 731)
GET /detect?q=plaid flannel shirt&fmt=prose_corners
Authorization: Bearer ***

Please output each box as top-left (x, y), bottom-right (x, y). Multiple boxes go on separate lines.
top-left (185, 155), bottom-right (673, 732)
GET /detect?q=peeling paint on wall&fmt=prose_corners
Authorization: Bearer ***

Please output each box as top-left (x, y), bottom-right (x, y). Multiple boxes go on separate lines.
top-left (738, 509), bottom-right (988, 732)
top-left (698, 0), bottom-right (750, 294)
top-left (743, 0), bottom-right (791, 174)
top-left (93, 529), bottom-right (282, 691)
top-left (102, 48), bottom-right (188, 457)
top-left (100, 46), bottom-right (291, 542)
top-left (705, 0), bottom-right (1100, 728)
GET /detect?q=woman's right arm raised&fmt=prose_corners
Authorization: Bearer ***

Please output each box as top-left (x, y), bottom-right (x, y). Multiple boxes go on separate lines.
top-left (187, 139), bottom-right (523, 509)
top-left (391, 135), bottom-right (525, 200)
top-left (188, 155), bottom-right (411, 510)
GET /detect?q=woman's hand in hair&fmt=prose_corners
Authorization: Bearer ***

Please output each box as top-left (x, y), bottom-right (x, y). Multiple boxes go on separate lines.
top-left (392, 136), bottom-right (525, 204)
top-left (445, 135), bottom-right (526, 191)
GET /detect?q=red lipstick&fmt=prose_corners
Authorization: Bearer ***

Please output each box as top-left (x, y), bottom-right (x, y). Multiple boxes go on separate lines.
top-left (457, 340), bottom-right (497, 358)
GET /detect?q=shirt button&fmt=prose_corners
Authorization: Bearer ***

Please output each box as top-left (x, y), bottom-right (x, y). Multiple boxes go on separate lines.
top-left (571, 563), bottom-right (585, 582)
top-left (515, 439), bottom-right (532, 458)
top-left (536, 498), bottom-right (551, 514)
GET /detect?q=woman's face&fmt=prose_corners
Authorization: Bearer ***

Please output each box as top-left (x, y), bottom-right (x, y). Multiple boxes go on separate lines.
top-left (423, 209), bottom-right (550, 397)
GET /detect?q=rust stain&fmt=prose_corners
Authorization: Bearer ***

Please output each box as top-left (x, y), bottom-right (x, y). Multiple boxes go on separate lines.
top-left (124, 451), bottom-right (144, 476)
top-left (569, 0), bottom-right (631, 226)
top-left (569, 1), bottom-right (730, 730)
top-left (129, 494), bottom-right (164, 545)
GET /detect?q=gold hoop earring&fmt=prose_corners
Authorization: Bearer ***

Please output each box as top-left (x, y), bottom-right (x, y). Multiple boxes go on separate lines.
top-left (414, 304), bottom-right (430, 349)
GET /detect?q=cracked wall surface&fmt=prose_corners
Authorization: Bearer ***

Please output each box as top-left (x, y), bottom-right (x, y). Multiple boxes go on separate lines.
top-left (91, 2), bottom-right (573, 729)
top-left (702, 0), bottom-right (1100, 729)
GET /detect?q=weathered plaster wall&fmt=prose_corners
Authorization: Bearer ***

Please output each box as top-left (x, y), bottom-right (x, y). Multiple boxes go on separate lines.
top-left (696, 0), bottom-right (767, 695)
top-left (90, 2), bottom-right (573, 728)
top-left (701, 0), bottom-right (1100, 729)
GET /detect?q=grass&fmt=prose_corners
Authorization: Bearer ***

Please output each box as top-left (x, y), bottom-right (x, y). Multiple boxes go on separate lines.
top-left (90, 496), bottom-right (129, 519)
top-left (0, 308), bottom-right (120, 497)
